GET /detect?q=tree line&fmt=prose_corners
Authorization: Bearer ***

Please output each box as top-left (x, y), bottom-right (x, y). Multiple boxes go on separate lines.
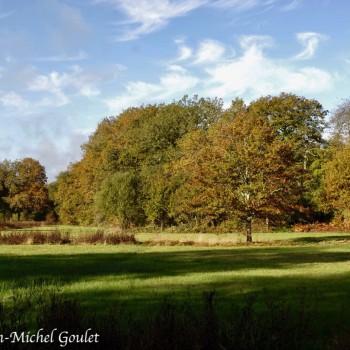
top-left (1, 93), bottom-right (350, 241)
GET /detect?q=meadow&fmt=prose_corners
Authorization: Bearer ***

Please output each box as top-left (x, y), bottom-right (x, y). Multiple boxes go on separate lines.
top-left (0, 227), bottom-right (349, 348)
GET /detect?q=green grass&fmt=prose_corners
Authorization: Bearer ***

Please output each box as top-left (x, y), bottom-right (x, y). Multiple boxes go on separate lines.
top-left (0, 228), bottom-right (349, 344)
top-left (0, 244), bottom-right (349, 311)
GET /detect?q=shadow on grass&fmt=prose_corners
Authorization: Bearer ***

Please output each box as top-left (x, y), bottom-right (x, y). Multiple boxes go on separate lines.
top-left (0, 246), bottom-right (349, 283)
top-left (0, 246), bottom-right (350, 348)
top-left (0, 246), bottom-right (348, 312)
top-left (290, 234), bottom-right (350, 244)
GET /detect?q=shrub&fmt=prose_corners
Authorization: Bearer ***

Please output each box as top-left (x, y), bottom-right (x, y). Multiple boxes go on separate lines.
top-left (105, 232), bottom-right (137, 245)
top-left (0, 230), bottom-right (137, 245)
top-left (77, 230), bottom-right (105, 245)
top-left (0, 230), bottom-right (72, 245)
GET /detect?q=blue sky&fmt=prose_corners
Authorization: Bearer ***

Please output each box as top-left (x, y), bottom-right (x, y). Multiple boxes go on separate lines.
top-left (0, 0), bottom-right (349, 181)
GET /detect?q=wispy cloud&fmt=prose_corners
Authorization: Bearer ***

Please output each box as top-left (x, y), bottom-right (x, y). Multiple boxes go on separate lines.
top-left (281, 0), bottom-right (302, 12)
top-left (0, 11), bottom-right (13, 19)
top-left (294, 32), bottom-right (328, 60)
top-left (26, 63), bottom-right (125, 109)
top-left (27, 65), bottom-right (105, 107)
top-left (28, 71), bottom-right (70, 106)
top-left (239, 35), bottom-right (274, 50)
top-left (34, 51), bottom-right (88, 62)
top-left (95, 0), bottom-right (278, 41)
top-left (0, 91), bottom-right (29, 110)
top-left (96, 0), bottom-right (205, 41)
top-left (209, 0), bottom-right (277, 11)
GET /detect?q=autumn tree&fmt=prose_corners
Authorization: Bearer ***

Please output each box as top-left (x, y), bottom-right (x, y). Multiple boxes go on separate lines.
top-left (53, 162), bottom-right (97, 225)
top-left (52, 93), bottom-right (327, 233)
top-left (1, 158), bottom-right (49, 220)
top-left (171, 93), bottom-right (327, 241)
top-left (0, 160), bottom-right (12, 220)
top-left (321, 99), bottom-right (350, 222)
top-left (54, 97), bottom-right (225, 227)
top-left (322, 145), bottom-right (350, 222)
top-left (172, 112), bottom-right (302, 241)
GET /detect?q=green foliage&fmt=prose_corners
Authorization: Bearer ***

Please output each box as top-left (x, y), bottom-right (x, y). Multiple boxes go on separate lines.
top-left (323, 145), bottom-right (350, 221)
top-left (141, 165), bottom-right (175, 228)
top-left (96, 171), bottom-right (145, 228)
top-left (51, 93), bottom-right (334, 236)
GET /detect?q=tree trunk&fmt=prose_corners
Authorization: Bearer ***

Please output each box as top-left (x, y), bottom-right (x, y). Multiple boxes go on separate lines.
top-left (246, 217), bottom-right (252, 243)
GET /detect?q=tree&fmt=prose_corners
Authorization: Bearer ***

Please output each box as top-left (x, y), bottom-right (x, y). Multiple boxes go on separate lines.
top-left (96, 171), bottom-right (145, 229)
top-left (3, 158), bottom-right (49, 220)
top-left (172, 112), bottom-right (303, 241)
top-left (141, 165), bottom-right (176, 229)
top-left (322, 145), bottom-right (350, 222)
top-left (330, 98), bottom-right (350, 142)
top-left (171, 93), bottom-right (327, 241)
top-left (248, 93), bottom-right (327, 170)
top-left (0, 160), bottom-right (12, 220)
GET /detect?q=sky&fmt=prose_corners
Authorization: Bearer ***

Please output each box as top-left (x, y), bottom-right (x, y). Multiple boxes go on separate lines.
top-left (0, 0), bottom-right (349, 181)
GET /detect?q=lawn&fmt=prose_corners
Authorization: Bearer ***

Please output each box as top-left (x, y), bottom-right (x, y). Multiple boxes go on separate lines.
top-left (0, 230), bottom-right (349, 347)
top-left (0, 241), bottom-right (349, 310)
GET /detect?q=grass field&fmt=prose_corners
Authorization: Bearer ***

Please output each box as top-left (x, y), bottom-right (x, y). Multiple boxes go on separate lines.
top-left (0, 228), bottom-right (349, 347)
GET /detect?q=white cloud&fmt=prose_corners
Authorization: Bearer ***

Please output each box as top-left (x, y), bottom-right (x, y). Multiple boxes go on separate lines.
top-left (178, 45), bottom-right (193, 61)
top-left (107, 35), bottom-right (334, 111)
top-left (194, 39), bottom-right (226, 64)
top-left (28, 71), bottom-right (70, 106)
top-left (106, 65), bottom-right (199, 111)
top-left (204, 36), bottom-right (333, 100)
top-left (283, 67), bottom-right (332, 93)
top-left (175, 39), bottom-right (193, 61)
top-left (0, 91), bottom-right (29, 110)
top-left (27, 65), bottom-right (108, 107)
top-left (294, 32), bottom-right (328, 60)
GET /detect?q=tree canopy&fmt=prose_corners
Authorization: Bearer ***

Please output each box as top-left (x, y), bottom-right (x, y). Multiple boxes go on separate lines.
top-left (0, 158), bottom-right (49, 220)
top-left (43, 93), bottom-right (334, 241)
top-left (9, 93), bottom-right (350, 241)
